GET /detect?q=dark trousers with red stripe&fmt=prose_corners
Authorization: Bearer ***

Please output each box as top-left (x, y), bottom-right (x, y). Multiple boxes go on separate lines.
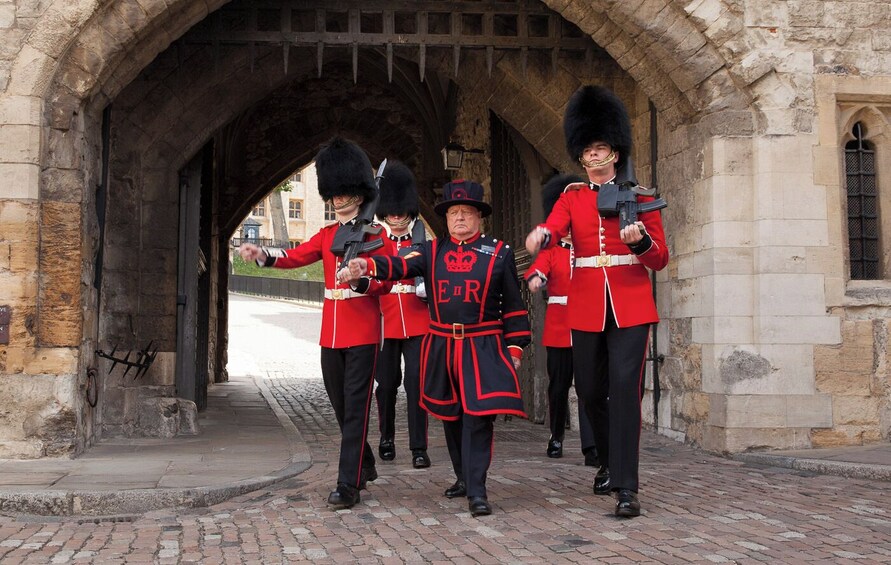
top-left (571, 308), bottom-right (650, 493)
top-left (320, 345), bottom-right (378, 488)
top-left (443, 414), bottom-right (495, 499)
top-left (546, 346), bottom-right (597, 453)
top-left (375, 335), bottom-right (428, 450)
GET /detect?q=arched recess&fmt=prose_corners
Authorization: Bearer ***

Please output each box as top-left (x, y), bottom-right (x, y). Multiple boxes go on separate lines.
top-left (15, 0), bottom-right (763, 450)
top-left (838, 106), bottom-right (891, 279)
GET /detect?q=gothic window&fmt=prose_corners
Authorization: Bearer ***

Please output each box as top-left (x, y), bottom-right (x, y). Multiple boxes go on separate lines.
top-left (252, 201), bottom-right (266, 217)
top-left (289, 199), bottom-right (303, 219)
top-left (845, 122), bottom-right (879, 280)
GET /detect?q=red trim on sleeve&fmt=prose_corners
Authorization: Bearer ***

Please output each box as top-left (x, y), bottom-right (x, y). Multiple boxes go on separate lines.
top-left (508, 345), bottom-right (523, 359)
top-left (502, 310), bottom-right (528, 319)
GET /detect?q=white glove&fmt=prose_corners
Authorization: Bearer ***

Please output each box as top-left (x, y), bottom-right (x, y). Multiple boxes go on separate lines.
top-left (415, 282), bottom-right (427, 299)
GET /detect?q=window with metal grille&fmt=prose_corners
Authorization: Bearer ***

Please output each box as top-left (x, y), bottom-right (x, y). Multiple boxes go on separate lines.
top-left (324, 202), bottom-right (336, 222)
top-left (289, 199), bottom-right (303, 219)
top-left (845, 122), bottom-right (879, 280)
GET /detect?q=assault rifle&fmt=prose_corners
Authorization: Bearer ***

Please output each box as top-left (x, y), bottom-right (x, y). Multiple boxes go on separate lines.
top-left (330, 159), bottom-right (387, 260)
top-left (597, 181), bottom-right (667, 230)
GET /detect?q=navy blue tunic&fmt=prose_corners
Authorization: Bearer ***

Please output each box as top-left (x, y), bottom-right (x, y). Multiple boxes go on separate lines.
top-left (368, 233), bottom-right (531, 420)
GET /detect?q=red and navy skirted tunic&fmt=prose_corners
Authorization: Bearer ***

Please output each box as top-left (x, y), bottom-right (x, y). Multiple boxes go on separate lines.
top-left (365, 232), bottom-right (531, 420)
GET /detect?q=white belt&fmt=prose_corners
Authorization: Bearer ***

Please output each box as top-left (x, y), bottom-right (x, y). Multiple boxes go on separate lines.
top-left (575, 254), bottom-right (640, 268)
top-left (324, 288), bottom-right (369, 300)
top-left (547, 296), bottom-right (568, 305)
top-left (390, 283), bottom-right (416, 294)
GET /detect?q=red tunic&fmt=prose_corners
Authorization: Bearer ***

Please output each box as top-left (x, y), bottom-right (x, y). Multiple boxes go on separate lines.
top-left (526, 241), bottom-right (573, 348)
top-left (539, 182), bottom-right (669, 331)
top-left (270, 222), bottom-right (392, 348)
top-left (380, 234), bottom-right (430, 339)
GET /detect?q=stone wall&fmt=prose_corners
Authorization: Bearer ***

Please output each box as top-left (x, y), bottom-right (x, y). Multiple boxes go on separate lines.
top-left (1, 0), bottom-right (891, 457)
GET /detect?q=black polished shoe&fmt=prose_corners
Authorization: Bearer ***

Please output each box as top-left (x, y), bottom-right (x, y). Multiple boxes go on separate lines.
top-left (593, 466), bottom-right (611, 495)
top-left (546, 437), bottom-right (563, 458)
top-left (327, 483), bottom-right (360, 509)
top-left (443, 480), bottom-right (466, 499)
top-left (468, 496), bottom-right (492, 517)
top-left (359, 465), bottom-right (378, 490)
top-left (379, 439), bottom-right (396, 461)
top-left (411, 449), bottom-right (431, 469)
top-left (615, 489), bottom-right (640, 518)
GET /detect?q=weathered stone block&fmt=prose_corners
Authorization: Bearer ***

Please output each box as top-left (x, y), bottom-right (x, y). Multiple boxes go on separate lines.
top-left (177, 398), bottom-right (199, 435)
top-left (137, 397), bottom-right (180, 439)
top-left (0, 163), bottom-right (40, 199)
top-left (38, 202), bottom-right (82, 347)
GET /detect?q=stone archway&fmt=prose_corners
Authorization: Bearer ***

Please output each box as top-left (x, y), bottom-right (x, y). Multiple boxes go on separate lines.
top-left (12, 0), bottom-right (866, 458)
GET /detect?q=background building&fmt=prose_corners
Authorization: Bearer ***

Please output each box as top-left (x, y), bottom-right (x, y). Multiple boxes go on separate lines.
top-left (0, 0), bottom-right (889, 458)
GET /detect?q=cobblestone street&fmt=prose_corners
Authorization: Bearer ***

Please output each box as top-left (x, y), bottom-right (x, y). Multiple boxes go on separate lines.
top-left (1, 295), bottom-right (889, 563)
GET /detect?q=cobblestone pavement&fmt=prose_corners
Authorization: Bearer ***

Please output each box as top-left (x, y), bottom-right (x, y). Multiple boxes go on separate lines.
top-left (1, 295), bottom-right (890, 563)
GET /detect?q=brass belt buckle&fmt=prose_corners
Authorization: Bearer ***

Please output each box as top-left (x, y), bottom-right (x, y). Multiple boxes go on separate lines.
top-left (595, 255), bottom-right (611, 268)
top-left (332, 289), bottom-right (344, 300)
top-left (452, 323), bottom-right (465, 340)
top-left (394, 283), bottom-right (405, 293)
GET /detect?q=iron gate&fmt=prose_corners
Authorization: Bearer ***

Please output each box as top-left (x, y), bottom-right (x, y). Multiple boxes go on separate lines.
top-left (490, 113), bottom-right (546, 423)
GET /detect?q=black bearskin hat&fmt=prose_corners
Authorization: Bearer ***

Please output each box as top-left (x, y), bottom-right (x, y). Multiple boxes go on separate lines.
top-left (564, 85), bottom-right (632, 168)
top-left (315, 137), bottom-right (376, 202)
top-left (375, 160), bottom-right (419, 220)
top-left (542, 173), bottom-right (584, 218)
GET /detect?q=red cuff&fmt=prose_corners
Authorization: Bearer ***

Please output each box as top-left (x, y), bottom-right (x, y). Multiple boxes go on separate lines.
top-left (366, 258), bottom-right (377, 277)
top-left (508, 346), bottom-right (523, 360)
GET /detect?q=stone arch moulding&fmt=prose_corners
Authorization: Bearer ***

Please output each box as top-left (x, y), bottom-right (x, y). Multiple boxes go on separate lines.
top-left (839, 105), bottom-right (890, 146)
top-left (32, 0), bottom-right (761, 146)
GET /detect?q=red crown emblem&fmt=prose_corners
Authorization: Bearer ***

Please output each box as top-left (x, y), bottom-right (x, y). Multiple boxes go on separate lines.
top-left (444, 249), bottom-right (477, 273)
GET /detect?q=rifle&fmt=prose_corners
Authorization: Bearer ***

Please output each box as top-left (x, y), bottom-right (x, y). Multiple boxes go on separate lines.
top-left (330, 159), bottom-right (388, 260)
top-left (398, 218), bottom-right (427, 292)
top-left (597, 181), bottom-right (667, 230)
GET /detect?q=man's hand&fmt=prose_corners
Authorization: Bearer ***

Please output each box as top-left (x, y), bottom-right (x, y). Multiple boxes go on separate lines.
top-left (619, 221), bottom-right (646, 245)
top-left (512, 357), bottom-right (521, 370)
top-left (527, 275), bottom-right (545, 294)
top-left (336, 258), bottom-right (368, 284)
top-left (238, 243), bottom-right (267, 263)
top-left (525, 227), bottom-right (548, 255)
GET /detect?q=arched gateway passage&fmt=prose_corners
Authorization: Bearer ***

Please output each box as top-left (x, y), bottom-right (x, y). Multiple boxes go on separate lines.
top-left (15, 0), bottom-right (833, 459)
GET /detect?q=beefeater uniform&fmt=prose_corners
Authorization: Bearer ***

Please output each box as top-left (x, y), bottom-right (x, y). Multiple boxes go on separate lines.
top-left (364, 180), bottom-right (531, 500)
top-left (539, 85), bottom-right (669, 496)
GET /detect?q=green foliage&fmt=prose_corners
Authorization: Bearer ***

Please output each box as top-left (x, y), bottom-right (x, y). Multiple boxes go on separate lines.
top-left (231, 254), bottom-right (325, 281)
top-left (274, 179), bottom-right (292, 192)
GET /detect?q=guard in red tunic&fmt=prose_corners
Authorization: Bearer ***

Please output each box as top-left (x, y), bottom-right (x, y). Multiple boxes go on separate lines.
top-left (526, 86), bottom-right (669, 518)
top-left (373, 161), bottom-right (431, 469)
top-left (340, 180), bottom-right (531, 518)
top-left (525, 173), bottom-right (598, 467)
top-left (239, 137), bottom-right (392, 509)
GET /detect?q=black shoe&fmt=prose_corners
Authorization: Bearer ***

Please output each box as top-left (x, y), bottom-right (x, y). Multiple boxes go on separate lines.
top-left (411, 449), bottom-right (431, 469)
top-left (379, 439), bottom-right (396, 461)
top-left (546, 437), bottom-right (563, 458)
top-left (359, 465), bottom-right (378, 490)
top-left (327, 483), bottom-right (360, 509)
top-left (593, 466), bottom-right (611, 495)
top-left (468, 496), bottom-right (492, 517)
top-left (615, 489), bottom-right (640, 518)
top-left (583, 447), bottom-right (599, 467)
top-left (443, 480), bottom-right (466, 498)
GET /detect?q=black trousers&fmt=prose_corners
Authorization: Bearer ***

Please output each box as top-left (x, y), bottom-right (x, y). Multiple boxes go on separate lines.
top-left (546, 346), bottom-right (597, 453)
top-left (375, 336), bottom-right (428, 450)
top-left (443, 414), bottom-right (495, 499)
top-left (320, 344), bottom-right (378, 488)
top-left (572, 310), bottom-right (650, 493)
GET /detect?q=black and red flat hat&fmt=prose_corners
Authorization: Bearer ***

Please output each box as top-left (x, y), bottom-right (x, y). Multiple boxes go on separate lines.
top-left (434, 179), bottom-right (493, 217)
